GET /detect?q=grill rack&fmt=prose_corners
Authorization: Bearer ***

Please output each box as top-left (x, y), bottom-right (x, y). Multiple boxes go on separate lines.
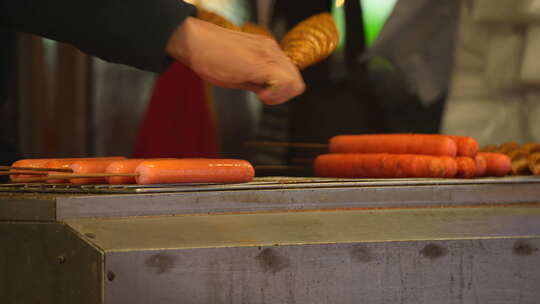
top-left (1, 176), bottom-right (540, 194)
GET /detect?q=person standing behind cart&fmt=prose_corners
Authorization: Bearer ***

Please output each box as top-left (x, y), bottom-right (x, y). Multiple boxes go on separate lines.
top-left (441, 0), bottom-right (540, 146)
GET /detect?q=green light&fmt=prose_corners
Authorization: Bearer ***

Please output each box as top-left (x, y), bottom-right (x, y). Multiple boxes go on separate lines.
top-left (331, 0), bottom-right (346, 52)
top-left (361, 0), bottom-right (397, 46)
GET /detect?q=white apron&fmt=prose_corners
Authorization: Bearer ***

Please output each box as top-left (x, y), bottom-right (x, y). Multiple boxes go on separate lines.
top-left (442, 0), bottom-right (540, 145)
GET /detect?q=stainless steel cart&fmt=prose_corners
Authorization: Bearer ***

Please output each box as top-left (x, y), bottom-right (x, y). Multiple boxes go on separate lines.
top-left (1, 177), bottom-right (540, 304)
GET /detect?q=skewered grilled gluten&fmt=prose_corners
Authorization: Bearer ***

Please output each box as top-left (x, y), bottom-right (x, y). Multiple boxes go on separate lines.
top-left (196, 7), bottom-right (338, 70)
top-left (241, 22), bottom-right (276, 40)
top-left (529, 152), bottom-right (540, 175)
top-left (506, 149), bottom-right (531, 175)
top-left (281, 12), bottom-right (339, 69)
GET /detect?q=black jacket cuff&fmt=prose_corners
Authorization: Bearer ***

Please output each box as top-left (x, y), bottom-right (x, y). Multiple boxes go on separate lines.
top-left (2, 0), bottom-right (196, 73)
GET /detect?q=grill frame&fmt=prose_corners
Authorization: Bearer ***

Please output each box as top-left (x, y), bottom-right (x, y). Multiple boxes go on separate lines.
top-left (1, 176), bottom-right (540, 194)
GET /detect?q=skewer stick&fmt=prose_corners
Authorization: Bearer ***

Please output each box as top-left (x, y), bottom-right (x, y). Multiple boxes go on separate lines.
top-left (0, 165), bottom-right (73, 173)
top-left (49, 173), bottom-right (136, 179)
top-left (1, 172), bottom-right (136, 181)
top-left (0, 171), bottom-right (49, 176)
top-left (245, 141), bottom-right (327, 149)
top-left (290, 158), bottom-right (316, 165)
top-left (255, 165), bottom-right (312, 170)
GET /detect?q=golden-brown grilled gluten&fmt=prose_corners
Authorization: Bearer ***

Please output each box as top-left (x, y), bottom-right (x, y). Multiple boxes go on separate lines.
top-left (498, 141), bottom-right (520, 154)
top-left (195, 9), bottom-right (338, 70)
top-left (507, 149), bottom-right (531, 175)
top-left (522, 142), bottom-right (540, 154)
top-left (241, 22), bottom-right (276, 40)
top-left (281, 12), bottom-right (339, 70)
top-left (528, 152), bottom-right (540, 175)
top-left (196, 7), bottom-right (240, 31)
top-left (479, 144), bottom-right (498, 152)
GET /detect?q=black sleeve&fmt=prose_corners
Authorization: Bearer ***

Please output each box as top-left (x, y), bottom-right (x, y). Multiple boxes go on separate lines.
top-left (1, 0), bottom-right (196, 73)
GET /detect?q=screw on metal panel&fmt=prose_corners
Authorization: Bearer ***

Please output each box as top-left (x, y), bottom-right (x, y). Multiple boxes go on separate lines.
top-left (84, 233), bottom-right (96, 239)
top-left (57, 255), bottom-right (66, 264)
top-left (107, 271), bottom-right (116, 282)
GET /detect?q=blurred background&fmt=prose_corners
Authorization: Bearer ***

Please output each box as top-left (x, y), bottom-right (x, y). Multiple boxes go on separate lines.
top-left (2, 0), bottom-right (538, 168)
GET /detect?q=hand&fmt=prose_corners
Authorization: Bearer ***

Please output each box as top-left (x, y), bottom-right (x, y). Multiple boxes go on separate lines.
top-left (166, 17), bottom-right (305, 105)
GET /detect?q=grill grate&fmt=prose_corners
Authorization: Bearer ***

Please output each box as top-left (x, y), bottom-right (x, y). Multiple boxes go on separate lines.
top-left (1, 176), bottom-right (540, 194)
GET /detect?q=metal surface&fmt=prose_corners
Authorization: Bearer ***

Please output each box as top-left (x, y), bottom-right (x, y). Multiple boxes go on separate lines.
top-left (2, 177), bottom-right (540, 304)
top-left (0, 222), bottom-right (103, 304)
top-left (2, 176), bottom-right (540, 220)
top-left (65, 206), bottom-right (540, 251)
top-left (0, 193), bottom-right (56, 221)
top-left (102, 238), bottom-right (540, 304)
top-left (63, 206), bottom-right (540, 304)
top-left (44, 182), bottom-right (540, 220)
top-left (1, 176), bottom-right (540, 194)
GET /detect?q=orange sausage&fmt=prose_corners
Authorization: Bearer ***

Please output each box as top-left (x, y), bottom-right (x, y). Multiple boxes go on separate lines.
top-left (10, 157), bottom-right (125, 183)
top-left (445, 135), bottom-right (479, 157)
top-left (69, 159), bottom-right (127, 184)
top-left (314, 153), bottom-right (458, 178)
top-left (455, 157), bottom-right (476, 178)
top-left (46, 157), bottom-right (126, 183)
top-left (105, 159), bottom-right (172, 184)
top-left (474, 154), bottom-right (487, 177)
top-left (443, 157), bottom-right (458, 178)
top-left (329, 134), bottom-right (457, 157)
top-left (10, 159), bottom-right (55, 183)
top-left (135, 159), bottom-right (255, 184)
top-left (105, 159), bottom-right (147, 185)
top-left (478, 152), bottom-right (511, 177)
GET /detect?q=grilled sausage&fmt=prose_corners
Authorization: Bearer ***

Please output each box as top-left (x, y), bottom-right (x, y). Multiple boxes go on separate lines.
top-left (329, 134), bottom-right (457, 157)
top-left (314, 153), bottom-right (458, 178)
top-left (478, 152), bottom-right (512, 177)
top-left (135, 159), bottom-right (255, 184)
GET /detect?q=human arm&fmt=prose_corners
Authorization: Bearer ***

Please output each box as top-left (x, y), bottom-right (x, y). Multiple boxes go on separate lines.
top-left (166, 17), bottom-right (304, 105)
top-left (1, 0), bottom-right (195, 72)
top-left (1, 0), bottom-right (305, 104)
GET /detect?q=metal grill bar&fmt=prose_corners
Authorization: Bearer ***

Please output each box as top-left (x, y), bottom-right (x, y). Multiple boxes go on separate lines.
top-left (1, 176), bottom-right (540, 194)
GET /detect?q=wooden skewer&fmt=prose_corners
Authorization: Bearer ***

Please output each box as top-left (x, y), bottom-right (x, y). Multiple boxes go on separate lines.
top-left (245, 141), bottom-right (327, 149)
top-left (0, 165), bottom-right (73, 173)
top-left (290, 158), bottom-right (316, 165)
top-left (1, 172), bottom-right (136, 181)
top-left (255, 165), bottom-right (312, 170)
top-left (50, 173), bottom-right (136, 178)
top-left (0, 171), bottom-right (49, 176)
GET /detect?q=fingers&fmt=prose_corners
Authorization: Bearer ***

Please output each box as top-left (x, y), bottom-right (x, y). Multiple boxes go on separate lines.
top-left (256, 76), bottom-right (306, 105)
top-left (249, 39), bottom-right (306, 104)
top-left (167, 17), bottom-right (306, 104)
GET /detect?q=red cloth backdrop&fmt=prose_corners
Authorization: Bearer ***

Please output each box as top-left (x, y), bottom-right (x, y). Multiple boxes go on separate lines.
top-left (134, 62), bottom-right (219, 158)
